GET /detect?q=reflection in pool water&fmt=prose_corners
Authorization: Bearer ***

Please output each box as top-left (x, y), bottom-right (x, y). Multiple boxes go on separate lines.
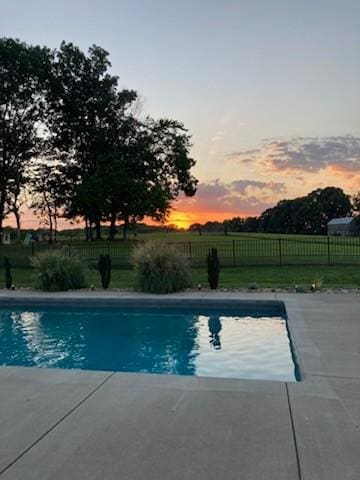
top-left (208, 317), bottom-right (222, 350)
top-left (0, 308), bottom-right (299, 381)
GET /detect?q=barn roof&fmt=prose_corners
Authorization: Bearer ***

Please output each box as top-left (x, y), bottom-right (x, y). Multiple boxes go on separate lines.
top-left (327, 217), bottom-right (355, 226)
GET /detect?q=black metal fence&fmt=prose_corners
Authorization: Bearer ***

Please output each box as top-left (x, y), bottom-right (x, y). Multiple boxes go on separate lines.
top-left (1, 235), bottom-right (360, 268)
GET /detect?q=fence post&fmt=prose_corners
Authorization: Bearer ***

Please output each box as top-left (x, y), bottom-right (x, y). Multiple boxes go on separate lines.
top-left (188, 241), bottom-right (192, 266)
top-left (327, 236), bottom-right (331, 265)
top-left (31, 242), bottom-right (34, 257)
top-left (278, 238), bottom-right (282, 266)
top-left (232, 239), bottom-right (236, 267)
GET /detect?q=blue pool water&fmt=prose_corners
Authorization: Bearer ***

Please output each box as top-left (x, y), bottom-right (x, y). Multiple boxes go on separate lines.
top-left (0, 307), bottom-right (300, 381)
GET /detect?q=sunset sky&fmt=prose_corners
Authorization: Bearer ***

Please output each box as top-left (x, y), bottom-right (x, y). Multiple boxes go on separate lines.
top-left (2, 0), bottom-right (360, 229)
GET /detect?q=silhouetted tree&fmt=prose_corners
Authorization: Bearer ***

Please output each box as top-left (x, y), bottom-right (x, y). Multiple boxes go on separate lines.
top-left (45, 41), bottom-right (137, 240)
top-left (258, 187), bottom-right (351, 234)
top-left (0, 38), bottom-right (51, 237)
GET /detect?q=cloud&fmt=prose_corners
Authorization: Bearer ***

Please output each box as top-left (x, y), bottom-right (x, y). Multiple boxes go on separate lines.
top-left (228, 136), bottom-right (360, 175)
top-left (210, 130), bottom-right (226, 143)
top-left (237, 121), bottom-right (247, 128)
top-left (196, 179), bottom-right (228, 198)
top-left (232, 179), bottom-right (287, 195)
top-left (228, 148), bottom-right (259, 159)
top-left (175, 179), bottom-right (287, 217)
top-left (174, 135), bottom-right (360, 223)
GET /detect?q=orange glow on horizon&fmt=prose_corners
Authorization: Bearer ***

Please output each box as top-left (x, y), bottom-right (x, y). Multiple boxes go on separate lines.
top-left (166, 211), bottom-right (199, 229)
top-left (166, 210), bottom-right (252, 229)
top-left (4, 207), bottom-right (259, 231)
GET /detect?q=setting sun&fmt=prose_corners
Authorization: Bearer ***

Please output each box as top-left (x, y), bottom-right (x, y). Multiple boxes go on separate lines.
top-left (166, 211), bottom-right (198, 229)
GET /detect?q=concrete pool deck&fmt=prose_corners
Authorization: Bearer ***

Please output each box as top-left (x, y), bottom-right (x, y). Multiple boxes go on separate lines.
top-left (0, 291), bottom-right (359, 479)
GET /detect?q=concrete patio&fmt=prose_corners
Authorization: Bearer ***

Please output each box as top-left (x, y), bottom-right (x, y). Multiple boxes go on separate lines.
top-left (0, 292), bottom-right (359, 479)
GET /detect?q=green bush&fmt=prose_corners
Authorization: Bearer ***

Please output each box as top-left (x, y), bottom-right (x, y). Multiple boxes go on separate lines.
top-left (31, 250), bottom-right (88, 291)
top-left (132, 242), bottom-right (192, 293)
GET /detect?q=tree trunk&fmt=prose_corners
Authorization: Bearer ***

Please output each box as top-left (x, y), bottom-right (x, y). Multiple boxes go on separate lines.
top-left (108, 212), bottom-right (117, 241)
top-left (13, 208), bottom-right (21, 242)
top-left (95, 219), bottom-right (102, 240)
top-left (54, 211), bottom-right (58, 243)
top-left (48, 212), bottom-right (53, 244)
top-left (89, 222), bottom-right (94, 242)
top-left (85, 217), bottom-right (90, 241)
top-left (0, 190), bottom-right (5, 240)
top-left (123, 215), bottom-right (129, 240)
top-left (42, 192), bottom-right (53, 244)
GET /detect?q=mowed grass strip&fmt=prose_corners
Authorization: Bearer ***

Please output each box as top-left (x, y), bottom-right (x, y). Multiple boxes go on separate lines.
top-left (2, 265), bottom-right (360, 290)
top-left (2, 233), bottom-right (360, 268)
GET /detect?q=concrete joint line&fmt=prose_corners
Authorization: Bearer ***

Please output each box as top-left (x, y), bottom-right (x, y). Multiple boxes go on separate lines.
top-left (0, 371), bottom-right (115, 477)
top-left (285, 382), bottom-right (303, 480)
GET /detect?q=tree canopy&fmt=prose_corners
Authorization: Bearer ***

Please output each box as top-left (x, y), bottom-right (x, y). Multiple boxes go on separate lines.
top-left (258, 187), bottom-right (352, 235)
top-left (0, 38), bottom-right (198, 240)
top-left (189, 187), bottom-right (353, 235)
top-left (0, 38), bottom-right (52, 235)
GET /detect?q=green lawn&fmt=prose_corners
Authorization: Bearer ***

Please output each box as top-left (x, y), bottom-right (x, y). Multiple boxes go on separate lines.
top-left (2, 232), bottom-right (360, 269)
top-left (2, 265), bottom-right (360, 290)
top-left (140, 231), bottom-right (329, 242)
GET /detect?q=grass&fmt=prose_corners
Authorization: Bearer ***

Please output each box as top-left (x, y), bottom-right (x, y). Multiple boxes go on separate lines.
top-left (2, 232), bottom-right (360, 269)
top-left (140, 231), bottom-right (329, 242)
top-left (2, 265), bottom-right (360, 290)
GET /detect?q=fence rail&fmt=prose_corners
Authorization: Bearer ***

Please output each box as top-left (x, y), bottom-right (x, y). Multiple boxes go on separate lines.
top-left (1, 236), bottom-right (360, 268)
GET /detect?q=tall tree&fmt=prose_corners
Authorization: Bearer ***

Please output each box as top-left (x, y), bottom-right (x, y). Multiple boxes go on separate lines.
top-left (1, 39), bottom-right (198, 239)
top-left (258, 187), bottom-right (351, 234)
top-left (0, 38), bottom-right (51, 237)
top-left (94, 117), bottom-right (197, 240)
top-left (46, 42), bottom-right (137, 240)
top-left (4, 180), bottom-right (27, 242)
top-left (29, 159), bottom-right (65, 242)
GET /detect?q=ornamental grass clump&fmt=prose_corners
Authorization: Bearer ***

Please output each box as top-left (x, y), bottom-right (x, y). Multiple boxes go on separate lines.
top-left (31, 250), bottom-right (88, 291)
top-left (311, 274), bottom-right (323, 292)
top-left (132, 242), bottom-right (192, 293)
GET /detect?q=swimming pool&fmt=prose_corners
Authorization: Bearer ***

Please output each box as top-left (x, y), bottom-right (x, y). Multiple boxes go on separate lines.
top-left (0, 302), bottom-right (300, 381)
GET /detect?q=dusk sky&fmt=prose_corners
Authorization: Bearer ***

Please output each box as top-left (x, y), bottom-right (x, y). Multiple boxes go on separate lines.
top-left (2, 0), bottom-right (360, 228)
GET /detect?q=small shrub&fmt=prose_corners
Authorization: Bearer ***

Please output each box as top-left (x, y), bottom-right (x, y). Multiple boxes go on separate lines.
top-left (4, 257), bottom-right (12, 289)
top-left (98, 254), bottom-right (111, 289)
top-left (207, 248), bottom-right (220, 290)
top-left (31, 250), bottom-right (88, 291)
top-left (295, 285), bottom-right (308, 293)
top-left (132, 242), bottom-right (192, 293)
top-left (247, 282), bottom-right (258, 291)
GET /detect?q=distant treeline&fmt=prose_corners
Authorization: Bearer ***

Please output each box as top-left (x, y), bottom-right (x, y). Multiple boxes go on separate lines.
top-left (189, 187), bottom-right (356, 235)
top-left (2, 222), bottom-right (179, 242)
